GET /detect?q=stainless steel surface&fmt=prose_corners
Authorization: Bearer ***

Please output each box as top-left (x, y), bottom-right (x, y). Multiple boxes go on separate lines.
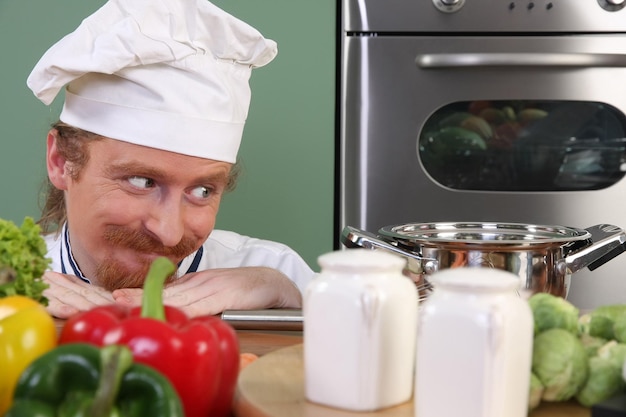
top-left (565, 224), bottom-right (626, 272)
top-left (339, 0), bottom-right (626, 309)
top-left (341, 223), bottom-right (626, 299)
top-left (380, 222), bottom-right (592, 244)
top-left (416, 52), bottom-right (626, 69)
top-left (341, 226), bottom-right (439, 275)
top-left (340, 35), bottom-right (626, 237)
top-left (221, 309), bottom-right (303, 331)
top-left (344, 0), bottom-right (626, 32)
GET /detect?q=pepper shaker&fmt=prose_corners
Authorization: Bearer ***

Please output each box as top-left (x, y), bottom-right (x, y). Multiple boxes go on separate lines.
top-left (304, 249), bottom-right (419, 411)
top-left (414, 267), bottom-right (533, 417)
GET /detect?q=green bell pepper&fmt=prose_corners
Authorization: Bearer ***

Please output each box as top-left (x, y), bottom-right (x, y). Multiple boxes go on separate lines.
top-left (4, 343), bottom-right (183, 417)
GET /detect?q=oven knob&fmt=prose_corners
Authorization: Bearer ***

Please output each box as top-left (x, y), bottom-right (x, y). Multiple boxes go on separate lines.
top-left (598, 0), bottom-right (626, 11)
top-left (433, 0), bottom-right (466, 13)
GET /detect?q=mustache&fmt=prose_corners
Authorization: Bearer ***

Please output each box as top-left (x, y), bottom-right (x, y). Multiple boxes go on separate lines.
top-left (102, 226), bottom-right (197, 259)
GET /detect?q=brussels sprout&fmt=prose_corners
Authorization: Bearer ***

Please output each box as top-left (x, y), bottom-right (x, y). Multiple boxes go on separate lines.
top-left (584, 304), bottom-right (626, 342)
top-left (579, 333), bottom-right (609, 358)
top-left (586, 314), bottom-right (615, 340)
top-left (529, 293), bottom-right (579, 336)
top-left (597, 341), bottom-right (626, 367)
top-left (575, 341), bottom-right (626, 407)
top-left (613, 316), bottom-right (626, 343)
top-left (532, 328), bottom-right (588, 401)
top-left (576, 356), bottom-right (622, 407)
top-left (590, 305), bottom-right (626, 322)
top-left (528, 372), bottom-right (544, 411)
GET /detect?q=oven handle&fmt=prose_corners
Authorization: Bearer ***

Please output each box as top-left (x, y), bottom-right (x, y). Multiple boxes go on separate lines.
top-left (416, 52), bottom-right (626, 69)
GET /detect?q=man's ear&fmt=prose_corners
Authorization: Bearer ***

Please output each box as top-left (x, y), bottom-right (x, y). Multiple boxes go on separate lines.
top-left (46, 129), bottom-right (69, 190)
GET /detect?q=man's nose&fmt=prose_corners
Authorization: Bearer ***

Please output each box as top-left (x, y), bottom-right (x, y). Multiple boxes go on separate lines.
top-left (144, 198), bottom-right (185, 247)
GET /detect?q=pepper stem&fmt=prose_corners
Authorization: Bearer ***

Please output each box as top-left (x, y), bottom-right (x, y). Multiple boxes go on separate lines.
top-left (88, 345), bottom-right (134, 417)
top-left (140, 257), bottom-right (176, 321)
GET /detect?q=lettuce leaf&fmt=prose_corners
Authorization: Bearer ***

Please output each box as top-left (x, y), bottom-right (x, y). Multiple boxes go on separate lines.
top-left (0, 217), bottom-right (50, 304)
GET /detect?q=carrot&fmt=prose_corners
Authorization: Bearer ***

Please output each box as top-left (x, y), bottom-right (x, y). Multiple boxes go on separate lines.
top-left (239, 352), bottom-right (259, 370)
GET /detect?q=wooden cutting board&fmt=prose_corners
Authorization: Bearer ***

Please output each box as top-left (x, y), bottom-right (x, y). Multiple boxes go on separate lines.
top-left (233, 344), bottom-right (590, 417)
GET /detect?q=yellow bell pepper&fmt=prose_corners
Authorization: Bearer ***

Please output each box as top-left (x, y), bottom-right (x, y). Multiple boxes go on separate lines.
top-left (0, 295), bottom-right (57, 415)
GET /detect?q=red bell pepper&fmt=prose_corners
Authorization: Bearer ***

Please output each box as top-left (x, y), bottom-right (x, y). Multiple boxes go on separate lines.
top-left (58, 258), bottom-right (240, 417)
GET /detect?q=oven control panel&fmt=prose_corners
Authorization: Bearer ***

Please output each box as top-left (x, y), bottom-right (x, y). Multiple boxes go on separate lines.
top-left (344, 0), bottom-right (626, 33)
top-left (431, 0), bottom-right (625, 14)
top-left (598, 0), bottom-right (626, 12)
top-left (432, 0), bottom-right (465, 13)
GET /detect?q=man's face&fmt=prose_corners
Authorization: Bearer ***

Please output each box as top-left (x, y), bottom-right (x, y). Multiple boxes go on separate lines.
top-left (51, 136), bottom-right (232, 290)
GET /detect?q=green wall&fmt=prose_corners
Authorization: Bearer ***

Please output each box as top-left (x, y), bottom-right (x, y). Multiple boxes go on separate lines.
top-left (0, 0), bottom-right (335, 271)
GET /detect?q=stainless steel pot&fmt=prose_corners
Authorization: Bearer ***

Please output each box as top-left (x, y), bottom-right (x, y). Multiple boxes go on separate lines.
top-left (341, 222), bottom-right (626, 298)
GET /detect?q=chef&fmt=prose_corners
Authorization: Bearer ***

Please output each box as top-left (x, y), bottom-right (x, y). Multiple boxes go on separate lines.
top-left (26, 0), bottom-right (314, 319)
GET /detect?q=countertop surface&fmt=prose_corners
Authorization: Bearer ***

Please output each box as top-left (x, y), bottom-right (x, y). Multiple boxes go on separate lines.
top-left (54, 318), bottom-right (302, 357)
top-left (55, 318), bottom-right (591, 417)
top-left (233, 343), bottom-right (591, 417)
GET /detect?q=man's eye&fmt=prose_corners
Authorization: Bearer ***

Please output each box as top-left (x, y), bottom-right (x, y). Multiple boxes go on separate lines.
top-left (127, 176), bottom-right (155, 189)
top-left (190, 185), bottom-right (211, 200)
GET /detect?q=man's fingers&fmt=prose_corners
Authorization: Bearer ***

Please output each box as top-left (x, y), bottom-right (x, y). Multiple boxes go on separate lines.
top-left (42, 271), bottom-right (114, 318)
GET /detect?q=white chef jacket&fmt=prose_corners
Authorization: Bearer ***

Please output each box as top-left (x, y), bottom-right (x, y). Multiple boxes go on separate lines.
top-left (44, 223), bottom-right (315, 293)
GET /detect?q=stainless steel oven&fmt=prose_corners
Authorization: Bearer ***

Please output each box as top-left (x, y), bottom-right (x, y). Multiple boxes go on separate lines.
top-left (338, 0), bottom-right (626, 309)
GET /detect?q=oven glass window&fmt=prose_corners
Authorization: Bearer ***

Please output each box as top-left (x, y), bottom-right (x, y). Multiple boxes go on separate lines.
top-left (419, 100), bottom-right (626, 191)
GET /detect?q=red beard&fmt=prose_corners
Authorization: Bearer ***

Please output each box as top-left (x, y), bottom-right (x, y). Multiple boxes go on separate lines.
top-left (96, 226), bottom-right (197, 291)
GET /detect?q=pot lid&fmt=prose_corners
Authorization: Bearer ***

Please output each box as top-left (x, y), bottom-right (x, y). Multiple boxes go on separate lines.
top-left (379, 222), bottom-right (592, 245)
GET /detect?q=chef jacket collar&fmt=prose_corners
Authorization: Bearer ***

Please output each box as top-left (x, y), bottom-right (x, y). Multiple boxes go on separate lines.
top-left (59, 223), bottom-right (204, 283)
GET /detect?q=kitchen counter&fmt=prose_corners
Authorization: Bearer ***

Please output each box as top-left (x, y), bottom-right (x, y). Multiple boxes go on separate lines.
top-left (234, 330), bottom-right (303, 356)
top-left (234, 343), bottom-right (591, 417)
top-left (54, 318), bottom-right (303, 357)
top-left (55, 319), bottom-right (590, 417)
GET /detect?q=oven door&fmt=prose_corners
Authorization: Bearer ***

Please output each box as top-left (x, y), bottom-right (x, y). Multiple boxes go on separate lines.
top-left (340, 35), bottom-right (626, 308)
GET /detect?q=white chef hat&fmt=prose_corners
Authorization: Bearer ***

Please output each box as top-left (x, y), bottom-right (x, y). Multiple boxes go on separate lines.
top-left (27, 0), bottom-right (277, 163)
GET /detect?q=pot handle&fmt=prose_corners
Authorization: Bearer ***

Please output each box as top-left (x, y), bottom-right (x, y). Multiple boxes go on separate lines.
top-left (564, 224), bottom-right (626, 274)
top-left (340, 226), bottom-right (439, 275)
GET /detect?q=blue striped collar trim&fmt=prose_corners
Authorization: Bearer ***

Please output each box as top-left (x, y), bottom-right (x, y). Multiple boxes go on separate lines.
top-left (60, 223), bottom-right (90, 284)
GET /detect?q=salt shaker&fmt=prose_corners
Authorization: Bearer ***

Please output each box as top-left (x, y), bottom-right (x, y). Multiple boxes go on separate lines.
top-left (414, 267), bottom-right (533, 417)
top-left (304, 249), bottom-right (419, 411)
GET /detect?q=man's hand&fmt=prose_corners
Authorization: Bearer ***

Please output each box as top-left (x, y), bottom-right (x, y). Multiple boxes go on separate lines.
top-left (42, 271), bottom-right (115, 318)
top-left (112, 267), bottom-right (303, 317)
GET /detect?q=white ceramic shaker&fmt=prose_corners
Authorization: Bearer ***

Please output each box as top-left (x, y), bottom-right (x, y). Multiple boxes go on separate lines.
top-left (303, 249), bottom-right (419, 411)
top-left (414, 267), bottom-right (533, 417)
